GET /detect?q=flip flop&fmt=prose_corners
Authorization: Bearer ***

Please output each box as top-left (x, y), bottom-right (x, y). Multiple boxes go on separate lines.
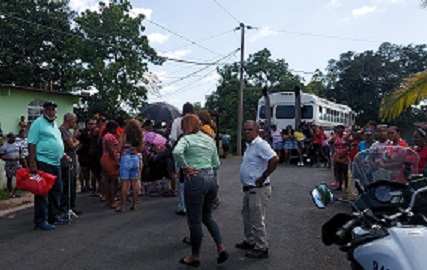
top-left (179, 257), bottom-right (200, 267)
top-left (182, 237), bottom-right (191, 245)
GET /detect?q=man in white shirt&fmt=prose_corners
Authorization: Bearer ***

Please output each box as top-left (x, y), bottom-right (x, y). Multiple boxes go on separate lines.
top-left (236, 120), bottom-right (279, 259)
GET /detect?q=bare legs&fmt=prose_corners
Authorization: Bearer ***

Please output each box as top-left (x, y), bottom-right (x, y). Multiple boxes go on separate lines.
top-left (116, 179), bottom-right (140, 211)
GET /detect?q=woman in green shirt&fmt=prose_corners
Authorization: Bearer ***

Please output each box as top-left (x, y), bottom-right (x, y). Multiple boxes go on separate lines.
top-left (173, 114), bottom-right (229, 267)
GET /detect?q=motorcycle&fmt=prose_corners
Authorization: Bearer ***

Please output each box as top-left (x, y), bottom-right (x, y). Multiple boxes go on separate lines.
top-left (311, 146), bottom-right (427, 270)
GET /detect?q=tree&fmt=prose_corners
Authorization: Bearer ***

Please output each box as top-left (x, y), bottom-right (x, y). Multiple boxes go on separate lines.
top-left (379, 3), bottom-right (427, 121)
top-left (380, 70), bottom-right (427, 121)
top-left (0, 1), bottom-right (77, 90)
top-left (74, 0), bottom-right (163, 117)
top-left (324, 43), bottom-right (427, 125)
top-left (205, 49), bottom-right (303, 152)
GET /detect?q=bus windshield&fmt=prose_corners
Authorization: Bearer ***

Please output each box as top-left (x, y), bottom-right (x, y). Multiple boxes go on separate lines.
top-left (276, 105), bottom-right (295, 119)
top-left (275, 105), bottom-right (313, 119)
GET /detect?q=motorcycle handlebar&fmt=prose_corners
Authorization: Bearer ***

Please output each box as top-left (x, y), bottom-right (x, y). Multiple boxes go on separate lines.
top-left (335, 217), bottom-right (360, 245)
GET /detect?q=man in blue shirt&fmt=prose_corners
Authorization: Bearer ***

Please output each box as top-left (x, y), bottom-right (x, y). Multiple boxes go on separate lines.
top-left (28, 100), bottom-right (67, 230)
top-left (236, 120), bottom-right (279, 259)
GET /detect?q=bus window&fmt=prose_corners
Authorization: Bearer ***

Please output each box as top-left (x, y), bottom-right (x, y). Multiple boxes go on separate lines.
top-left (276, 105), bottom-right (295, 119)
top-left (319, 106), bottom-right (323, 120)
top-left (302, 105), bottom-right (313, 119)
top-left (259, 105), bottom-right (272, 119)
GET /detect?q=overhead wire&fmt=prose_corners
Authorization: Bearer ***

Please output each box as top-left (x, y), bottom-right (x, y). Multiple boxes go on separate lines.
top-left (1, 12), bottom-right (234, 68)
top-left (160, 49), bottom-right (238, 87)
top-left (146, 19), bottom-right (222, 56)
top-left (252, 26), bottom-right (384, 43)
top-left (161, 28), bottom-right (235, 53)
top-left (213, 0), bottom-right (240, 24)
top-left (154, 51), bottom-right (237, 97)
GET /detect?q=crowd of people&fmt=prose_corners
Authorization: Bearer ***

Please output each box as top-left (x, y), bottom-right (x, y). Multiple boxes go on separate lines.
top-left (258, 120), bottom-right (427, 193)
top-left (6, 98), bottom-right (427, 266)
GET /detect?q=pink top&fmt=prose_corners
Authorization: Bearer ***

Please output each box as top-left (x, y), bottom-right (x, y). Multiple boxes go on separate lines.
top-left (102, 133), bottom-right (119, 160)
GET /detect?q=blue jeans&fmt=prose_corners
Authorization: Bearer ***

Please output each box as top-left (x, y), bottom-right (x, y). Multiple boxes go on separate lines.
top-left (184, 169), bottom-right (223, 256)
top-left (120, 154), bottom-right (139, 179)
top-left (34, 161), bottom-right (62, 225)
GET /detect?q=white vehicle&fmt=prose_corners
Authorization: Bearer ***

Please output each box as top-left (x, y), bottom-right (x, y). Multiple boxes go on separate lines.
top-left (256, 91), bottom-right (356, 130)
top-left (311, 147), bottom-right (427, 270)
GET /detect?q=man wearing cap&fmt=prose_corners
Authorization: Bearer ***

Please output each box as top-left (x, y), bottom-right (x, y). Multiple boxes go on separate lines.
top-left (0, 132), bottom-right (22, 198)
top-left (358, 128), bottom-right (376, 151)
top-left (28, 100), bottom-right (67, 230)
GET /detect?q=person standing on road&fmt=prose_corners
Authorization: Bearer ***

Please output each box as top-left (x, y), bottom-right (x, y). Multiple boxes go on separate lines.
top-left (236, 120), bottom-right (279, 259)
top-left (116, 119), bottom-right (145, 212)
top-left (28, 100), bottom-right (67, 230)
top-left (170, 102), bottom-right (195, 216)
top-left (0, 132), bottom-right (22, 198)
top-left (173, 114), bottom-right (229, 267)
top-left (59, 113), bottom-right (81, 215)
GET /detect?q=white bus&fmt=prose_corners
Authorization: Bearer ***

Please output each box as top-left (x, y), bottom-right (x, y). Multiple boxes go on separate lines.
top-left (256, 91), bottom-right (356, 130)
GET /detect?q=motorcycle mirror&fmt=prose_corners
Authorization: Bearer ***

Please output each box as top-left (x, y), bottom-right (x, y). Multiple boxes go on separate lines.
top-left (311, 183), bottom-right (335, 209)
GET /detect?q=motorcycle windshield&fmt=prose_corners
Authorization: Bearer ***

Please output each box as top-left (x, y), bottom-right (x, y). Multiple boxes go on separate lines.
top-left (352, 146), bottom-right (419, 188)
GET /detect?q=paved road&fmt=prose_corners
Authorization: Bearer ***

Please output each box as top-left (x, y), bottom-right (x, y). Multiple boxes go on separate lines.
top-left (0, 158), bottom-right (351, 270)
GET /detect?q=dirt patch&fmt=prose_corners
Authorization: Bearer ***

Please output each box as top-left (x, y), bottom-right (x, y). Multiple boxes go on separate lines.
top-left (0, 192), bottom-right (34, 211)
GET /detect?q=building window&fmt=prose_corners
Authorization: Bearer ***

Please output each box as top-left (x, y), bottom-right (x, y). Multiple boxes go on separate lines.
top-left (28, 99), bottom-right (44, 124)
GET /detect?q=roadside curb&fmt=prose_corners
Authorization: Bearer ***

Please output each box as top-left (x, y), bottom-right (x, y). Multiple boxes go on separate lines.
top-left (0, 202), bottom-right (33, 217)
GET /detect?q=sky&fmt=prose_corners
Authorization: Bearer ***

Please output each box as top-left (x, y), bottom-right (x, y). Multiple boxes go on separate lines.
top-left (69, 0), bottom-right (427, 111)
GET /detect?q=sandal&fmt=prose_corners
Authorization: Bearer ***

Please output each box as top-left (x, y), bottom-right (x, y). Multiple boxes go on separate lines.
top-left (179, 257), bottom-right (200, 267)
top-left (182, 237), bottom-right (191, 245)
top-left (217, 251), bottom-right (230, 264)
top-left (114, 207), bottom-right (124, 213)
top-left (213, 198), bottom-right (221, 209)
top-left (109, 202), bottom-right (118, 209)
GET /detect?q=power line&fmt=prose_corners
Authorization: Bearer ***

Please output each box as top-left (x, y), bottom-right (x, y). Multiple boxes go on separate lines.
top-left (1, 12), bottom-right (236, 68)
top-left (146, 19), bottom-right (222, 56)
top-left (159, 56), bottom-right (233, 66)
top-left (213, 0), bottom-right (240, 24)
top-left (161, 49), bottom-right (238, 87)
top-left (156, 51), bottom-right (237, 97)
top-left (253, 26), bottom-right (383, 43)
top-left (163, 29), bottom-right (235, 53)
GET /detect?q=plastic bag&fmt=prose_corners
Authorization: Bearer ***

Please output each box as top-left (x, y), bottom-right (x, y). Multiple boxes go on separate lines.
top-left (15, 168), bottom-right (57, 196)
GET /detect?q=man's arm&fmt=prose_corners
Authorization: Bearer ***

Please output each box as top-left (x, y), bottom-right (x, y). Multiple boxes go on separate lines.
top-left (256, 155), bottom-right (279, 187)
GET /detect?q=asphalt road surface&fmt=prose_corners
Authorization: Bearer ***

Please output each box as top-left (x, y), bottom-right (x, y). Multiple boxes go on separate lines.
top-left (0, 158), bottom-right (350, 270)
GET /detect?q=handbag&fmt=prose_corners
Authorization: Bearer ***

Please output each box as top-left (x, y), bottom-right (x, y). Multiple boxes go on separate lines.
top-left (15, 168), bottom-right (57, 196)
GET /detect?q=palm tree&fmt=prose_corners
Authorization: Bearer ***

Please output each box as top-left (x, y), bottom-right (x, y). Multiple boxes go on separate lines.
top-left (380, 71), bottom-right (427, 121)
top-left (380, 1), bottom-right (427, 121)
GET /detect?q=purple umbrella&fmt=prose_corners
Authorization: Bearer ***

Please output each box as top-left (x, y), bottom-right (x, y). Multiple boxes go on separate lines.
top-left (144, 131), bottom-right (167, 149)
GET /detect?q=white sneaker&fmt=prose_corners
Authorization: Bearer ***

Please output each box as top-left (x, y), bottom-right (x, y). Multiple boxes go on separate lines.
top-left (301, 162), bottom-right (304, 167)
top-left (297, 162), bottom-right (301, 166)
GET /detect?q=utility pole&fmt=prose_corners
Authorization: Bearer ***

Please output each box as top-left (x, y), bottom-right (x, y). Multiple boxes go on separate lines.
top-left (237, 23), bottom-right (246, 156)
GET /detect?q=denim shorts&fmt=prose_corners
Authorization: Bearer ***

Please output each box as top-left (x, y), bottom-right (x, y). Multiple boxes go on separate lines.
top-left (283, 141), bottom-right (296, 149)
top-left (120, 154), bottom-right (140, 179)
top-left (272, 142), bottom-right (283, 150)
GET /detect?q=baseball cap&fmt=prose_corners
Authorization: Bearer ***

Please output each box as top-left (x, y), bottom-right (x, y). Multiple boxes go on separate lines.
top-left (364, 128), bottom-right (374, 135)
top-left (43, 100), bottom-right (57, 108)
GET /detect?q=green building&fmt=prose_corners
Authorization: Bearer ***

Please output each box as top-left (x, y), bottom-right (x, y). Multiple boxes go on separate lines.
top-left (0, 84), bottom-right (84, 189)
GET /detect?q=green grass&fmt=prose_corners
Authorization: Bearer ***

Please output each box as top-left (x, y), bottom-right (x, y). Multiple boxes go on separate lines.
top-left (0, 188), bottom-right (26, 200)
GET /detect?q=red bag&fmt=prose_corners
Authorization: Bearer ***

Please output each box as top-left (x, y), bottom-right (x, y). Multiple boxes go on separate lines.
top-left (15, 168), bottom-right (57, 196)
